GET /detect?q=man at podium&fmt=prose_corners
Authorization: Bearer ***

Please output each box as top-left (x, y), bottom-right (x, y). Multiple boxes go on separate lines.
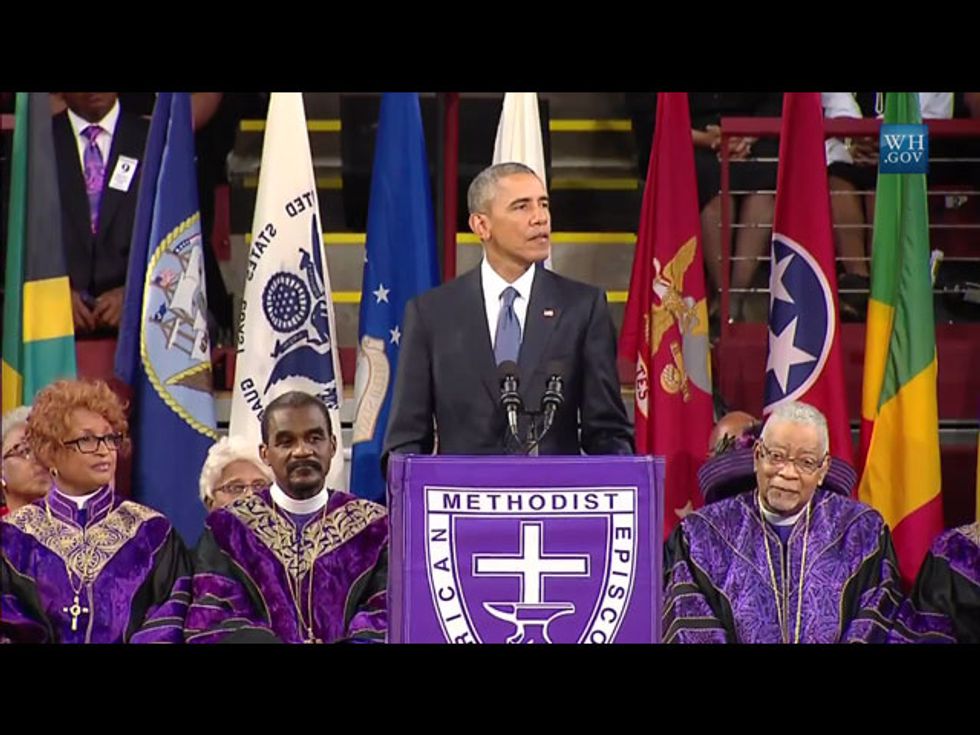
top-left (384, 162), bottom-right (633, 461)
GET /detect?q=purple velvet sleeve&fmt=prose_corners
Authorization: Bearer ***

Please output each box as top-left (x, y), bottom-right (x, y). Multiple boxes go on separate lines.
top-left (184, 529), bottom-right (278, 643)
top-left (1, 541), bottom-right (51, 643)
top-left (663, 555), bottom-right (730, 644)
top-left (1, 593), bottom-right (50, 643)
top-left (342, 544), bottom-right (388, 643)
top-left (661, 523), bottom-right (731, 644)
top-left (889, 599), bottom-right (957, 644)
top-left (185, 572), bottom-right (275, 643)
top-left (129, 529), bottom-right (194, 644)
top-left (131, 576), bottom-right (193, 644)
top-left (346, 590), bottom-right (387, 642)
top-left (887, 538), bottom-right (960, 644)
top-left (841, 527), bottom-right (905, 643)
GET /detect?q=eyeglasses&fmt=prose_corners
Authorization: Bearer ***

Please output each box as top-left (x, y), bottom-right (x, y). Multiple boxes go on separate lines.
top-left (63, 433), bottom-right (124, 454)
top-left (2, 442), bottom-right (31, 461)
top-left (757, 442), bottom-right (827, 476)
top-left (214, 480), bottom-right (268, 497)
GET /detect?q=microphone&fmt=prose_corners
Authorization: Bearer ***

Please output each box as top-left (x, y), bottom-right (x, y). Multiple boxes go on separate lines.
top-left (540, 360), bottom-right (564, 439)
top-left (496, 361), bottom-right (523, 443)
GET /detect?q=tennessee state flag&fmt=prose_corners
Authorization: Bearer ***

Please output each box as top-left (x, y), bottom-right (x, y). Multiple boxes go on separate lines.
top-left (763, 92), bottom-right (854, 465)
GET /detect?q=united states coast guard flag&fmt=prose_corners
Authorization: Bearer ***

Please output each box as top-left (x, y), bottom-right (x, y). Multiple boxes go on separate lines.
top-left (115, 92), bottom-right (218, 545)
top-left (230, 92), bottom-right (346, 491)
top-left (351, 93), bottom-right (439, 503)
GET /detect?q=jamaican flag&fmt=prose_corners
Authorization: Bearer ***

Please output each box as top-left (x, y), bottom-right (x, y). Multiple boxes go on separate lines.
top-left (2, 92), bottom-right (76, 413)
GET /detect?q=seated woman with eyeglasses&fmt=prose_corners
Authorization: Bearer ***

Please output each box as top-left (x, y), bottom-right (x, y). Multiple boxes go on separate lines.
top-left (1, 379), bottom-right (191, 643)
top-left (2, 406), bottom-right (52, 517)
top-left (663, 400), bottom-right (903, 644)
top-left (199, 436), bottom-right (272, 511)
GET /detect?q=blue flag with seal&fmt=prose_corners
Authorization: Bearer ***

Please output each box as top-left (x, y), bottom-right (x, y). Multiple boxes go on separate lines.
top-left (351, 93), bottom-right (440, 503)
top-left (115, 92), bottom-right (218, 545)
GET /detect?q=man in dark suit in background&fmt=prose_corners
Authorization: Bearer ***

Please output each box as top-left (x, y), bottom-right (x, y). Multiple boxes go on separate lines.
top-left (53, 92), bottom-right (148, 337)
top-left (384, 162), bottom-right (633, 463)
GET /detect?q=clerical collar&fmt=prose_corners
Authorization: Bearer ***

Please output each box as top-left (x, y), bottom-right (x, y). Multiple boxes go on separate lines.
top-left (54, 487), bottom-right (102, 510)
top-left (270, 483), bottom-right (329, 515)
top-left (759, 500), bottom-right (807, 527)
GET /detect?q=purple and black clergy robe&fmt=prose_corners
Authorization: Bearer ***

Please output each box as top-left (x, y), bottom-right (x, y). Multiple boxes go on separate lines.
top-left (1, 486), bottom-right (192, 643)
top-left (663, 489), bottom-right (902, 643)
top-left (888, 522), bottom-right (980, 644)
top-left (184, 488), bottom-right (388, 643)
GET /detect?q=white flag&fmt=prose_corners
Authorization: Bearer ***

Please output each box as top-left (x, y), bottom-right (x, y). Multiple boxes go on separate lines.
top-left (492, 92), bottom-right (551, 268)
top-left (230, 93), bottom-right (346, 490)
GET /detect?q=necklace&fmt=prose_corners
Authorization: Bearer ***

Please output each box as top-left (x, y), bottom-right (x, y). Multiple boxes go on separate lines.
top-left (272, 501), bottom-right (328, 643)
top-left (758, 493), bottom-right (811, 644)
top-left (47, 495), bottom-right (96, 637)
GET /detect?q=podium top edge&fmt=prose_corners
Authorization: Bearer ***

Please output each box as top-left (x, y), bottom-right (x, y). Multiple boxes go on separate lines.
top-left (390, 454), bottom-right (664, 466)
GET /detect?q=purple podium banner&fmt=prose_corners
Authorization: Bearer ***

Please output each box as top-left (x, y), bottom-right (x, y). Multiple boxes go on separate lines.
top-left (387, 455), bottom-right (663, 644)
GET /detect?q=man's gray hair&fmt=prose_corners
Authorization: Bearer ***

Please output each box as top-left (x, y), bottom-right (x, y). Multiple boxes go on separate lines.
top-left (761, 401), bottom-right (830, 455)
top-left (467, 162), bottom-right (540, 215)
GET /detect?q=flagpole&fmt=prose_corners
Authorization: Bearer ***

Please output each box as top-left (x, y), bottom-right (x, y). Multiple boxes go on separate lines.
top-left (435, 93), bottom-right (446, 282)
top-left (442, 92), bottom-right (459, 282)
top-left (720, 128), bottom-right (732, 337)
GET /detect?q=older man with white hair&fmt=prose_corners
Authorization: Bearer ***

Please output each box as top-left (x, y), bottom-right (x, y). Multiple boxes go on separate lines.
top-left (199, 435), bottom-right (273, 511)
top-left (663, 400), bottom-right (902, 643)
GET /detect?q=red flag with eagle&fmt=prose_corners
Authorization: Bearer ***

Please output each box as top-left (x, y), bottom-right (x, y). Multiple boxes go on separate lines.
top-left (619, 92), bottom-right (714, 537)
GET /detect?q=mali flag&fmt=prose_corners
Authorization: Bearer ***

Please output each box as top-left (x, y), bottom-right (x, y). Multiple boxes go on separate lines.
top-left (858, 92), bottom-right (943, 588)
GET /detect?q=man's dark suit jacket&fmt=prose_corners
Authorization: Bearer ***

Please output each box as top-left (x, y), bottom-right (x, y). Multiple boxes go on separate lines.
top-left (384, 264), bottom-right (634, 462)
top-left (52, 109), bottom-right (148, 298)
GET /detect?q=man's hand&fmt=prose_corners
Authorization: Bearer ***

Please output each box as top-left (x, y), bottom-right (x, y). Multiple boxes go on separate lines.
top-left (848, 136), bottom-right (879, 166)
top-left (93, 287), bottom-right (125, 329)
top-left (693, 124), bottom-right (723, 151)
top-left (71, 290), bottom-right (96, 333)
top-left (694, 126), bottom-right (757, 160)
top-left (727, 135), bottom-right (757, 160)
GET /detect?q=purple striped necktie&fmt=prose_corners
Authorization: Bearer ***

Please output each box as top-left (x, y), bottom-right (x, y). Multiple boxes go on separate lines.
top-left (82, 124), bottom-right (105, 234)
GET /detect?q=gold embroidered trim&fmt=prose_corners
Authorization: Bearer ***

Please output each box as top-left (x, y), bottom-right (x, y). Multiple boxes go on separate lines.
top-left (229, 495), bottom-right (386, 579)
top-left (6, 501), bottom-right (161, 583)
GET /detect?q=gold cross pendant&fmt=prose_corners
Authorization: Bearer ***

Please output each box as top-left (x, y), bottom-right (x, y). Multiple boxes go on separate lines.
top-left (62, 594), bottom-right (90, 632)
